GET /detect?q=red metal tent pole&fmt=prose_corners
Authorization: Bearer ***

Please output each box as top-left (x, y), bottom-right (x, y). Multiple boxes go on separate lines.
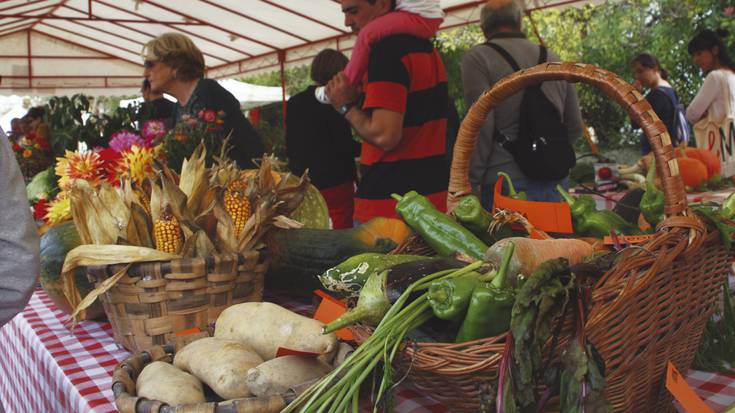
top-left (27, 30), bottom-right (32, 88)
top-left (279, 49), bottom-right (287, 130)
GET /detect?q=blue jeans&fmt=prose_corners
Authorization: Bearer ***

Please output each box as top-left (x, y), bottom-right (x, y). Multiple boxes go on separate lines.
top-left (480, 177), bottom-right (569, 211)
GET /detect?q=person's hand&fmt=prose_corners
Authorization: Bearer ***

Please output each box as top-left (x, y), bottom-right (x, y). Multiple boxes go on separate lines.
top-left (325, 72), bottom-right (360, 110)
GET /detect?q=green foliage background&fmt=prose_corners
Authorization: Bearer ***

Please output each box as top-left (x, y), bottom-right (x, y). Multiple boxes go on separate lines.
top-left (244, 0), bottom-right (734, 159)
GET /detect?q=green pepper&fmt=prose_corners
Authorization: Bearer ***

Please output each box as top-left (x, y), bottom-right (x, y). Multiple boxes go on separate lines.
top-left (392, 191), bottom-right (487, 260)
top-left (721, 192), bottom-right (735, 220)
top-left (498, 172), bottom-right (527, 200)
top-left (452, 195), bottom-right (513, 245)
top-left (427, 272), bottom-right (483, 321)
top-left (639, 159), bottom-right (665, 228)
top-left (455, 243), bottom-right (515, 343)
top-left (557, 185), bottom-right (640, 238)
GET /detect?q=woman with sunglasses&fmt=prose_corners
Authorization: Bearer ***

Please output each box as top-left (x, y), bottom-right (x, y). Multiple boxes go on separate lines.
top-left (142, 32), bottom-right (264, 168)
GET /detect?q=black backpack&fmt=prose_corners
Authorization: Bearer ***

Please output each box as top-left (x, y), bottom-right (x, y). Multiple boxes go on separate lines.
top-left (484, 42), bottom-right (576, 181)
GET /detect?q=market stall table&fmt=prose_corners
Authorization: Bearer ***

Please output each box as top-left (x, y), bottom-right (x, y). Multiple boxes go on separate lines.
top-left (584, 187), bottom-right (733, 212)
top-left (2, 288), bottom-right (734, 413)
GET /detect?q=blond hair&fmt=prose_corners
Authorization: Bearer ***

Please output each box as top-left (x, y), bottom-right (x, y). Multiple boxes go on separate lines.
top-left (142, 32), bottom-right (205, 81)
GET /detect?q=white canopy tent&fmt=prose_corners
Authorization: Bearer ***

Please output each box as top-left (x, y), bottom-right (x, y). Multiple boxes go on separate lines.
top-left (0, 0), bottom-right (605, 96)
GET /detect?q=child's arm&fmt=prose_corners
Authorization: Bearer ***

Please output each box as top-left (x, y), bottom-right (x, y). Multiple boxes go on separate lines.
top-left (343, 11), bottom-right (442, 85)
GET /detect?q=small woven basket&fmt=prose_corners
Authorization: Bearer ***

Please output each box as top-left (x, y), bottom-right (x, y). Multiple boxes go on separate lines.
top-left (111, 332), bottom-right (286, 413)
top-left (87, 250), bottom-right (268, 352)
top-left (355, 62), bottom-right (731, 412)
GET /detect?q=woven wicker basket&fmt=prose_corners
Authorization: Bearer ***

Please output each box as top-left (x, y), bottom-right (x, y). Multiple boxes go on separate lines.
top-left (356, 62), bottom-right (731, 412)
top-left (111, 332), bottom-right (286, 413)
top-left (87, 250), bottom-right (268, 353)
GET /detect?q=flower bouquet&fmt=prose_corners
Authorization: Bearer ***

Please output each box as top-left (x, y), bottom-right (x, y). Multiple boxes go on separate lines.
top-left (13, 132), bottom-right (54, 183)
top-left (160, 109), bottom-right (227, 170)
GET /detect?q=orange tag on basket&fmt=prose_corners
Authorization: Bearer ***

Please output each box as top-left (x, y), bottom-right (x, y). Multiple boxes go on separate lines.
top-left (602, 234), bottom-right (656, 245)
top-left (492, 176), bottom-right (573, 233)
top-left (666, 361), bottom-right (714, 413)
top-left (313, 290), bottom-right (353, 341)
top-left (175, 327), bottom-right (201, 337)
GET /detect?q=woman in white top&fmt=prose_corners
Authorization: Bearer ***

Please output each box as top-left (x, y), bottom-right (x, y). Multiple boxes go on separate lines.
top-left (686, 29), bottom-right (735, 124)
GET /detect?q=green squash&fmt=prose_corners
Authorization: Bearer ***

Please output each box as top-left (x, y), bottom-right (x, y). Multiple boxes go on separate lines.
top-left (39, 220), bottom-right (105, 320)
top-left (289, 183), bottom-right (330, 229)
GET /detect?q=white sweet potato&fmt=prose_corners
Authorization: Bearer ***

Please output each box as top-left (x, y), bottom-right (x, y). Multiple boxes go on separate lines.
top-left (136, 361), bottom-right (205, 405)
top-left (214, 302), bottom-right (338, 361)
top-left (245, 355), bottom-right (333, 397)
top-left (173, 337), bottom-right (263, 399)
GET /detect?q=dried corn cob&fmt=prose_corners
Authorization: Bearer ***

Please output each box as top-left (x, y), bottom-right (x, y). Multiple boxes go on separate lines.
top-left (153, 212), bottom-right (183, 254)
top-left (224, 179), bottom-right (251, 237)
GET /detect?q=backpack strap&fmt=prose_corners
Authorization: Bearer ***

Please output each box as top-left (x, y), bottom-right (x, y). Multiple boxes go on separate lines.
top-left (538, 45), bottom-right (547, 64)
top-left (483, 42), bottom-right (521, 72)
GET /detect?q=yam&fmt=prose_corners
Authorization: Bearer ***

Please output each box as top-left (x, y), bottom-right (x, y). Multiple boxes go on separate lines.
top-left (245, 355), bottom-right (333, 397)
top-left (136, 361), bottom-right (205, 406)
top-left (173, 337), bottom-right (263, 399)
top-left (214, 302), bottom-right (338, 361)
top-left (485, 237), bottom-right (593, 277)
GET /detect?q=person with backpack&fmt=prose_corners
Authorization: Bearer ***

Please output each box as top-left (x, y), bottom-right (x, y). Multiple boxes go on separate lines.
top-left (461, 0), bottom-right (583, 209)
top-left (630, 53), bottom-right (690, 154)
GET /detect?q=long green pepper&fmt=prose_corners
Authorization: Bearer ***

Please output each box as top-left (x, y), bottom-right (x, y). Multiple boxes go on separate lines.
top-left (392, 191), bottom-right (487, 260)
top-left (455, 242), bottom-right (516, 342)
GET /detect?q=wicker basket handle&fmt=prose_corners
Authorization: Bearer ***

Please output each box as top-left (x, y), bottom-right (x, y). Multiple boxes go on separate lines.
top-left (448, 61), bottom-right (687, 217)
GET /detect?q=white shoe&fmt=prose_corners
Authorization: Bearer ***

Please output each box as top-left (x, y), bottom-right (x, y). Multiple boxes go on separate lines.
top-left (314, 86), bottom-right (331, 104)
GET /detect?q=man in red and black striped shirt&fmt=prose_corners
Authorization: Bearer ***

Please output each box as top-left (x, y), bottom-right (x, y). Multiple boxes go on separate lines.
top-left (327, 0), bottom-right (449, 223)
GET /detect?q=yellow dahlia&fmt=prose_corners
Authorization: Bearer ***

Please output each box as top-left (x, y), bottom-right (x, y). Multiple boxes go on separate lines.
top-left (56, 150), bottom-right (104, 191)
top-left (116, 145), bottom-right (156, 185)
top-left (44, 193), bottom-right (72, 225)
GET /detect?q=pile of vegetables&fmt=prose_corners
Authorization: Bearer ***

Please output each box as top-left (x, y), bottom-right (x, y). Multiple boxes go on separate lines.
top-left (134, 302), bottom-right (343, 412)
top-left (279, 189), bottom-right (611, 412)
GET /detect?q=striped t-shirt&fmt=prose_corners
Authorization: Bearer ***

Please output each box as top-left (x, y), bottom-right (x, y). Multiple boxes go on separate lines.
top-left (354, 34), bottom-right (449, 222)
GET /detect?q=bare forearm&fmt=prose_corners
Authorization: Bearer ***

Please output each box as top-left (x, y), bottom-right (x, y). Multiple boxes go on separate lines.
top-left (344, 107), bottom-right (402, 151)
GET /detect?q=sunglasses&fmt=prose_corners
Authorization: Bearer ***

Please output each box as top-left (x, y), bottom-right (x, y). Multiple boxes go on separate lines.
top-left (143, 60), bottom-right (157, 69)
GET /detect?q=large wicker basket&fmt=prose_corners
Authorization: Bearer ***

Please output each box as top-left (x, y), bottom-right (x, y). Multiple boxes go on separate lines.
top-left (87, 250), bottom-right (268, 352)
top-left (357, 62), bottom-right (731, 412)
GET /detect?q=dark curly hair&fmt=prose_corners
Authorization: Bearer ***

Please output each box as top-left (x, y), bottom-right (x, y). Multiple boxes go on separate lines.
top-left (688, 29), bottom-right (735, 71)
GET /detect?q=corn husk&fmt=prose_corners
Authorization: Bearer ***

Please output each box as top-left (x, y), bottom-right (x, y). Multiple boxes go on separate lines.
top-left (61, 244), bottom-right (179, 321)
top-left (127, 202), bottom-right (154, 249)
top-left (179, 143), bottom-right (208, 215)
top-left (70, 180), bottom-right (125, 245)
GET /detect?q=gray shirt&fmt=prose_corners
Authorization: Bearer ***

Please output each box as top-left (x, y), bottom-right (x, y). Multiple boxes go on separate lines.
top-left (0, 127), bottom-right (39, 326)
top-left (461, 33), bottom-right (584, 187)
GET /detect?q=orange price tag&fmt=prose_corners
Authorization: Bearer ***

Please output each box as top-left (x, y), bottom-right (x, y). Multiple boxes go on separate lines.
top-left (312, 290), bottom-right (353, 341)
top-left (492, 176), bottom-right (573, 233)
top-left (175, 327), bottom-right (201, 337)
top-left (666, 361), bottom-right (714, 413)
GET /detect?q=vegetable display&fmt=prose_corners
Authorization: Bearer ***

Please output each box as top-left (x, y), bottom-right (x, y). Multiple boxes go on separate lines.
top-left (427, 272), bottom-right (482, 321)
top-left (393, 190), bottom-right (487, 260)
top-left (484, 237), bottom-right (593, 278)
top-left (456, 243), bottom-right (515, 342)
top-left (557, 185), bottom-right (640, 237)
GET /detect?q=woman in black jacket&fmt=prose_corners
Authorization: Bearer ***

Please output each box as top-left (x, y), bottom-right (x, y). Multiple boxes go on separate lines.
top-left (142, 32), bottom-right (264, 168)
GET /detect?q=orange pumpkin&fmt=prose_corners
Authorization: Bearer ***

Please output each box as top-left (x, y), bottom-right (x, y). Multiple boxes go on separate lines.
top-left (676, 157), bottom-right (708, 188)
top-left (676, 148), bottom-right (721, 179)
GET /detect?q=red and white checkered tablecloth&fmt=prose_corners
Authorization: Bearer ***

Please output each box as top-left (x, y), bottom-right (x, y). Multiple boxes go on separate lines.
top-left (585, 188), bottom-right (733, 212)
top-left (2, 288), bottom-right (734, 413)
